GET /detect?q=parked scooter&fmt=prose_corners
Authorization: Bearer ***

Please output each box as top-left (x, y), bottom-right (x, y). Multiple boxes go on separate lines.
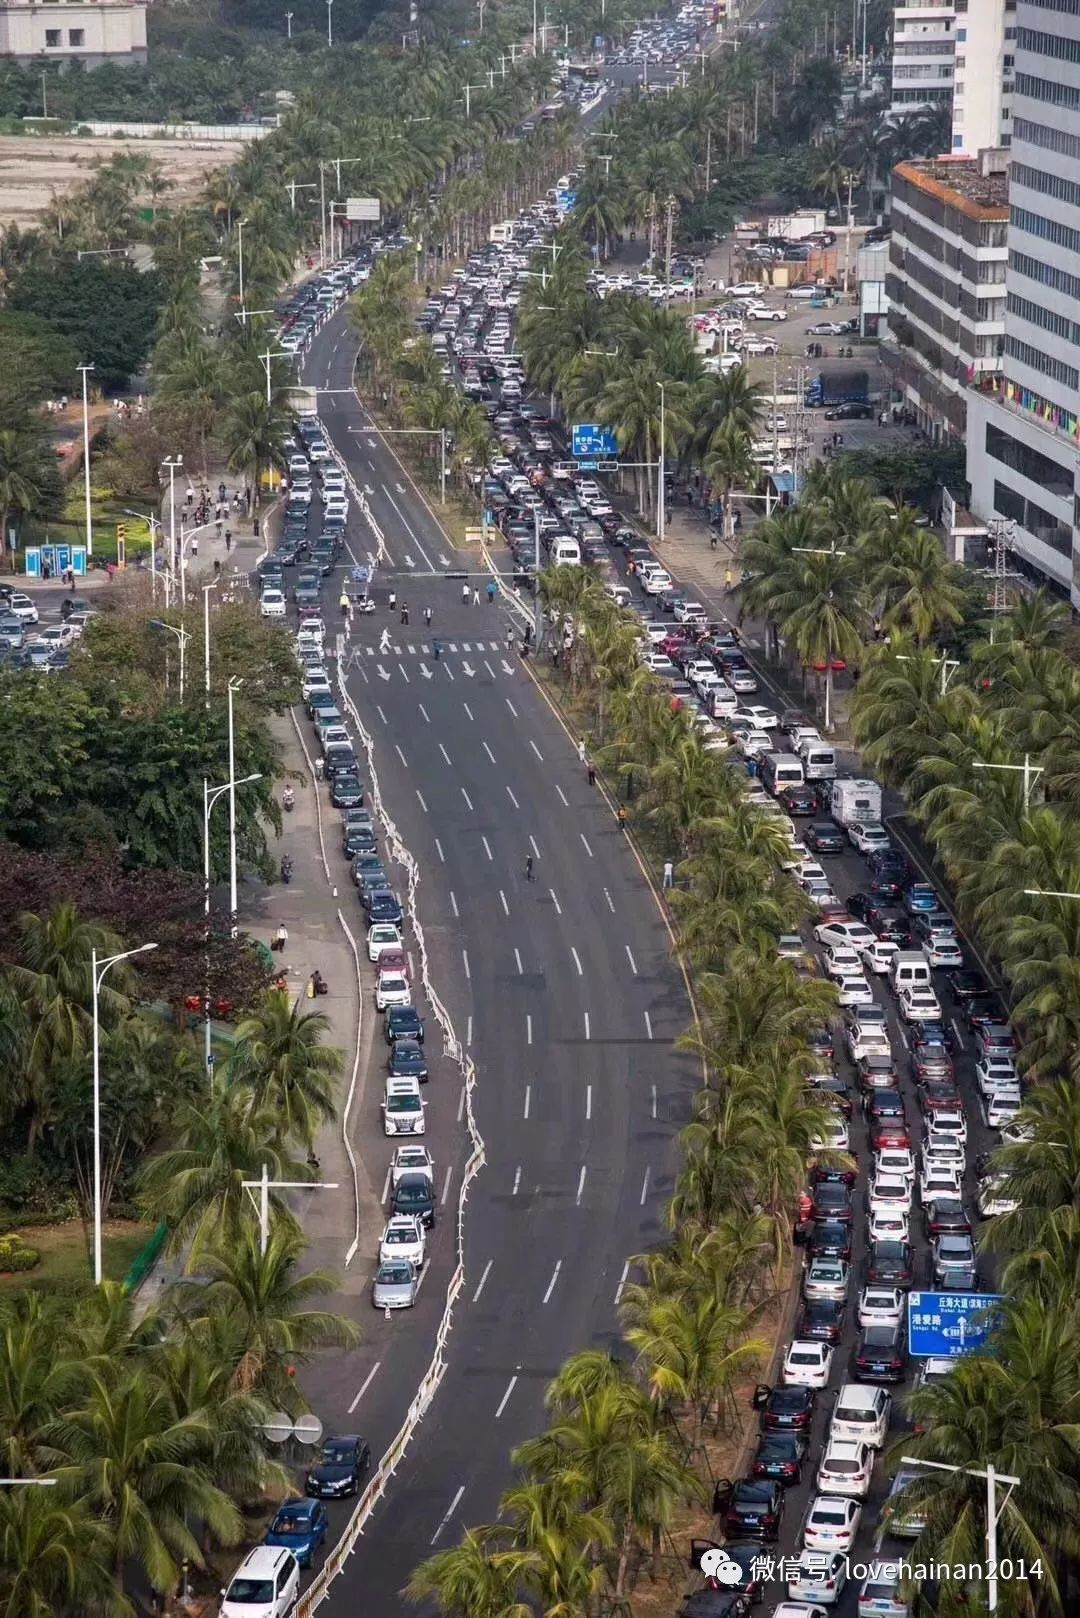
top-left (282, 785), bottom-right (295, 812)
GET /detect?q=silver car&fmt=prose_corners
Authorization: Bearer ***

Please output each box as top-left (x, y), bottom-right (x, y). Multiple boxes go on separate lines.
top-left (372, 1259), bottom-right (418, 1309)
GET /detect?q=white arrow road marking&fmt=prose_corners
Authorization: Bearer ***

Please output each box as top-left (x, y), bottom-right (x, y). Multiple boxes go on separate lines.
top-left (377, 664), bottom-right (390, 681)
top-left (501, 659), bottom-right (515, 674)
top-left (439, 553), bottom-right (451, 567)
top-left (404, 556), bottom-right (415, 568)
top-left (395, 482), bottom-right (406, 494)
top-left (420, 662), bottom-right (433, 679)
top-left (364, 483), bottom-right (374, 495)
top-left (366, 437), bottom-right (376, 449)
top-left (461, 661), bottom-right (475, 677)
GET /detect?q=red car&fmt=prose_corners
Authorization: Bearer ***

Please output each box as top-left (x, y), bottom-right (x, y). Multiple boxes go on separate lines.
top-left (376, 948), bottom-right (410, 980)
top-left (660, 633), bottom-right (688, 659)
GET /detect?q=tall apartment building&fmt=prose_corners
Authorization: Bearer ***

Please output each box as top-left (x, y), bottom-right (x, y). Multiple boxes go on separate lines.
top-left (0, 0), bottom-right (146, 64)
top-left (890, 0), bottom-right (1015, 154)
top-left (965, 0), bottom-right (1080, 604)
top-left (883, 156), bottom-right (1008, 440)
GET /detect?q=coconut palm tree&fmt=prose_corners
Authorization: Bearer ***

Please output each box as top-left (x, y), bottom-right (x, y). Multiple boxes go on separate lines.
top-left (177, 1223), bottom-right (358, 1407)
top-left (0, 1295), bottom-right (82, 1478)
top-left (0, 1485), bottom-right (125, 1618)
top-left (872, 517), bottom-right (967, 644)
top-left (622, 1291), bottom-right (767, 1452)
top-left (232, 990), bottom-right (341, 1150)
top-left (768, 547), bottom-right (867, 729)
top-left (222, 391), bottom-right (290, 505)
top-left (406, 1529), bottom-right (535, 1618)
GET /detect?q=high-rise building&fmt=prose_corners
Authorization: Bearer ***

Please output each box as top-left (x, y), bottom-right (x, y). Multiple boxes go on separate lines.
top-left (889, 0), bottom-right (1014, 154)
top-left (883, 154), bottom-right (1009, 441)
top-left (0, 0), bottom-right (146, 64)
top-left (965, 0), bottom-right (1080, 604)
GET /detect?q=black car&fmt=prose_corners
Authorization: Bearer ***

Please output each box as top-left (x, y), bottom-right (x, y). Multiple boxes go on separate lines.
top-left (305, 1435), bottom-right (372, 1497)
top-left (924, 1197), bottom-right (973, 1238)
top-left (343, 828), bottom-right (378, 858)
top-left (389, 1037), bottom-right (428, 1082)
top-left (386, 1006), bottom-right (424, 1045)
top-left (324, 744), bottom-right (359, 780)
top-left (806, 1219), bottom-right (852, 1260)
top-left (809, 1181), bottom-right (854, 1224)
top-left (393, 1172), bottom-right (436, 1228)
top-left (852, 1323), bottom-right (907, 1382)
top-left (796, 1296), bottom-right (846, 1345)
top-left (754, 1383), bottom-right (816, 1432)
top-left (866, 1238), bottom-right (914, 1287)
top-left (806, 821), bottom-right (845, 854)
top-left (946, 968), bottom-right (987, 1002)
top-left (750, 1430), bottom-right (809, 1484)
top-left (824, 401), bottom-right (873, 421)
top-left (367, 893), bottom-right (403, 925)
top-left (810, 1159), bottom-right (857, 1187)
top-left (966, 994), bottom-right (1006, 1033)
top-left (848, 894), bottom-right (910, 942)
top-left (706, 1540), bottom-right (770, 1602)
top-left (330, 773), bottom-right (365, 809)
top-left (869, 849), bottom-right (909, 879)
top-left (723, 1479), bottom-right (783, 1542)
top-left (778, 783), bottom-right (818, 817)
top-left (811, 1074), bottom-right (853, 1117)
top-left (352, 855), bottom-right (386, 885)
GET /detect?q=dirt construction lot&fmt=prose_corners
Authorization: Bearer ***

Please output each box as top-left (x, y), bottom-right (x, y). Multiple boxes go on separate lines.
top-left (0, 132), bottom-right (248, 225)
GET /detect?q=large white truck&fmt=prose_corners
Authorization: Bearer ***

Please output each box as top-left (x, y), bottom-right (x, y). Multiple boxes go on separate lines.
top-left (831, 777), bottom-right (882, 827)
top-left (767, 210), bottom-right (827, 240)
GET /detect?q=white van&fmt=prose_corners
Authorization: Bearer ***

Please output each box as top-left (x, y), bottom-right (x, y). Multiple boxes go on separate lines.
top-left (889, 950), bottom-right (933, 996)
top-left (604, 581), bottom-right (632, 607)
top-left (799, 740), bottom-right (837, 781)
top-left (761, 752), bottom-right (806, 796)
top-left (830, 1383), bottom-right (891, 1448)
top-left (552, 537), bottom-right (581, 567)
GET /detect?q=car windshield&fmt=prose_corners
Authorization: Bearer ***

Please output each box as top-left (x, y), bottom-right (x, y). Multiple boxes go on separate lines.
top-left (378, 1262), bottom-right (412, 1283)
top-left (227, 1579), bottom-right (275, 1603)
top-left (387, 1095), bottom-right (419, 1112)
top-left (385, 1227), bottom-right (413, 1244)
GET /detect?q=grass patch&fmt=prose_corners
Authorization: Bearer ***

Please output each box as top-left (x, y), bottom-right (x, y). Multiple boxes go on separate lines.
top-left (0, 1219), bottom-right (153, 1296)
top-left (27, 493), bottom-right (155, 564)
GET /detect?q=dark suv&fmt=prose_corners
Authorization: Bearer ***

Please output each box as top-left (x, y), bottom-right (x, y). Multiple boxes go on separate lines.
top-left (722, 1479), bottom-right (784, 1541)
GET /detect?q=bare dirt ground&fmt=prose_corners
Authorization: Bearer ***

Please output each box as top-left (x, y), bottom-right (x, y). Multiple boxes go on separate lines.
top-left (0, 132), bottom-right (248, 225)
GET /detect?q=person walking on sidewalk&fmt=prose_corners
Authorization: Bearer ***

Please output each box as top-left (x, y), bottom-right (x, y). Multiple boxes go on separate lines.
top-left (472, 587), bottom-right (480, 606)
top-left (662, 859), bottom-right (674, 890)
top-left (462, 582), bottom-right (470, 605)
top-left (401, 602), bottom-right (409, 625)
top-left (225, 529), bottom-right (232, 554)
top-left (272, 922), bottom-right (288, 952)
top-left (578, 739), bottom-right (587, 765)
top-left (587, 760), bottom-right (596, 787)
top-left (424, 605), bottom-right (433, 627)
top-left (388, 589), bottom-right (397, 612)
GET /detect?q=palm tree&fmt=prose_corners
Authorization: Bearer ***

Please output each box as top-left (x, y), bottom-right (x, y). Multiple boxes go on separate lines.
top-left (0, 428), bottom-right (48, 571)
top-left (179, 1223), bottom-right (358, 1406)
top-left (406, 1529), bottom-right (535, 1618)
top-left (41, 1370), bottom-right (242, 1596)
top-left (222, 391), bottom-right (290, 506)
top-left (0, 1294), bottom-right (82, 1477)
top-left (769, 548), bottom-right (867, 729)
top-left (704, 418), bottom-right (758, 548)
top-left (980, 1079), bottom-right (1080, 1267)
top-left (622, 1290), bottom-right (767, 1452)
top-left (232, 990), bottom-right (341, 1149)
top-left (137, 1080), bottom-right (310, 1264)
top-left (872, 516), bottom-right (967, 644)
top-left (0, 1486), bottom-right (125, 1618)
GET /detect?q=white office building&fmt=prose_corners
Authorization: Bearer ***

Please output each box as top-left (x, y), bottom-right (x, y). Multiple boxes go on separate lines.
top-left (0, 0), bottom-right (146, 64)
top-left (890, 0), bottom-right (1014, 154)
top-left (965, 0), bottom-right (1080, 604)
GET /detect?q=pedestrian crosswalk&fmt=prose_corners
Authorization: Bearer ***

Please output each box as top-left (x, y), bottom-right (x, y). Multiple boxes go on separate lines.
top-left (357, 640), bottom-right (511, 657)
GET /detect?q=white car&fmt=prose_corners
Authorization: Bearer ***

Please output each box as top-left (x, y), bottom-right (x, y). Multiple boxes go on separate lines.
top-left (926, 1108), bottom-right (967, 1149)
top-left (975, 1055), bottom-right (1019, 1096)
top-left (390, 1144), bottom-right (434, 1187)
top-left (898, 983), bottom-right (942, 1022)
top-left (868, 1206), bottom-right (909, 1243)
top-left (823, 944), bottom-right (862, 977)
top-left (367, 922), bottom-right (403, 962)
top-left (747, 303), bottom-right (788, 322)
top-left (868, 1174), bottom-right (912, 1217)
top-left (379, 1213), bottom-right (425, 1266)
top-left (787, 1550), bottom-right (848, 1605)
top-left (734, 704), bottom-right (779, 729)
top-left (260, 589), bottom-right (287, 619)
top-left (847, 1020), bottom-right (893, 1063)
top-left (848, 822), bottom-right (891, 854)
top-left (858, 1286), bottom-right (906, 1329)
top-left (773, 1607), bottom-right (829, 1618)
top-left (919, 1161), bottom-right (963, 1204)
top-left (978, 1174), bottom-right (1018, 1217)
top-left (926, 935), bottom-right (964, 968)
top-left (737, 729), bottom-right (774, 760)
top-left (673, 599), bottom-right (707, 623)
top-left (382, 1076), bottom-right (425, 1136)
top-left (31, 623), bottom-right (80, 650)
top-left (643, 621), bottom-right (669, 644)
top-left (814, 920), bottom-right (876, 952)
top-left (803, 1494), bottom-right (862, 1554)
top-left (859, 937), bottom-right (900, 975)
top-left (834, 970), bottom-right (873, 1007)
top-left (986, 1091), bottom-right (1023, 1130)
top-left (782, 1339), bottom-right (834, 1388)
top-left (642, 653), bottom-right (678, 676)
top-left (922, 1141), bottom-right (966, 1184)
top-left (640, 568), bottom-right (673, 596)
top-left (816, 1436), bottom-right (874, 1498)
top-left (6, 593), bottom-right (38, 624)
top-left (810, 1117), bottom-right (850, 1152)
top-left (221, 1548), bottom-right (299, 1618)
top-left (375, 971), bottom-right (411, 1011)
top-left (875, 1146), bottom-right (915, 1183)
top-left (741, 335), bottom-right (779, 355)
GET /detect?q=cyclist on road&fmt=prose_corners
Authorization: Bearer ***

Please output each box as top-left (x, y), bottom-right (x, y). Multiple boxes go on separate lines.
top-left (524, 853), bottom-right (534, 881)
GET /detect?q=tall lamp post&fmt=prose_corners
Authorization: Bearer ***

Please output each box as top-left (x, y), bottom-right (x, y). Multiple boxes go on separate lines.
top-left (326, 0), bottom-right (333, 44)
top-left (92, 942), bottom-right (158, 1283)
top-left (202, 577), bottom-right (219, 706)
top-left (657, 381), bottom-right (667, 548)
top-left (236, 218), bottom-right (248, 312)
top-left (78, 363), bottom-right (94, 558)
top-left (150, 617), bottom-right (190, 705)
top-left (898, 1456), bottom-right (1019, 1613)
top-left (161, 454), bottom-right (183, 599)
top-left (228, 677), bottom-right (243, 936)
top-left (243, 1165), bottom-right (339, 1255)
top-left (203, 772), bottom-right (261, 1074)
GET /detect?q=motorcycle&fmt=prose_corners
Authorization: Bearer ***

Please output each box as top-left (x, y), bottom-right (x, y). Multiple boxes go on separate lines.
top-left (282, 786), bottom-right (295, 812)
top-left (281, 855), bottom-right (294, 884)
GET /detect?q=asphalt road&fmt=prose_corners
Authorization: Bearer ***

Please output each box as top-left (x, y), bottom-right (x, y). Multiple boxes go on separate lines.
top-left (295, 313), bottom-right (699, 1608)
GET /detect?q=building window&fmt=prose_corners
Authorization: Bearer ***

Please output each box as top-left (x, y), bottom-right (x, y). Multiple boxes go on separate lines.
top-left (44, 28), bottom-right (60, 44)
top-left (1005, 335), bottom-right (1080, 392)
top-left (993, 481), bottom-right (1072, 556)
top-left (68, 28), bottom-right (84, 43)
top-left (1011, 204), bottom-right (1080, 257)
top-left (1014, 116), bottom-right (1080, 160)
top-left (1011, 160), bottom-right (1080, 211)
top-left (953, 134), bottom-right (964, 147)
top-left (956, 26), bottom-right (967, 38)
top-left (1010, 248), bottom-right (1080, 303)
top-left (987, 424), bottom-right (1074, 497)
top-left (1023, 0), bottom-right (1080, 11)
top-left (1013, 70), bottom-right (1080, 109)
top-left (1016, 25), bottom-right (1080, 61)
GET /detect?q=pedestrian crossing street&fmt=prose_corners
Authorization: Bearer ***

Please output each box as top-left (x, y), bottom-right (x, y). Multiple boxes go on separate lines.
top-left (342, 638), bottom-right (521, 683)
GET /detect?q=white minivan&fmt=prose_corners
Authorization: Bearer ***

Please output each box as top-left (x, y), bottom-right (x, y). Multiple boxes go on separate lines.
top-left (800, 740), bottom-right (837, 781)
top-left (552, 537), bottom-right (581, 566)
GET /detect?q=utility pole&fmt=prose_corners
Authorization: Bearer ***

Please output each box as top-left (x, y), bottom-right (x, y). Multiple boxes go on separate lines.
top-left (664, 194), bottom-right (676, 288)
top-left (704, 126), bottom-right (713, 191)
top-left (657, 381), bottom-right (667, 547)
top-left (285, 9), bottom-right (292, 36)
top-left (78, 363), bottom-right (94, 557)
top-left (972, 754), bottom-right (1044, 818)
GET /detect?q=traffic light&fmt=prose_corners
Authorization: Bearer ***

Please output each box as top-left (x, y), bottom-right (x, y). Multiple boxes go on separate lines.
top-left (116, 522), bottom-right (127, 568)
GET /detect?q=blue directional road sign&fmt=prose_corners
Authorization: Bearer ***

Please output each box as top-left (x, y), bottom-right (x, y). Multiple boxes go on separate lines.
top-left (571, 423), bottom-right (618, 460)
top-left (908, 1291), bottom-right (1003, 1358)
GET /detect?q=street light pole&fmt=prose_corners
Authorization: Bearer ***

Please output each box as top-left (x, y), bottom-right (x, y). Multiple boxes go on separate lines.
top-left (162, 454), bottom-right (182, 601)
top-left (657, 381), bottom-right (666, 547)
top-left (150, 617), bottom-right (189, 704)
top-left (228, 677), bottom-right (242, 936)
top-left (202, 578), bottom-right (219, 706)
top-left (326, 0), bottom-right (333, 44)
top-left (204, 772), bottom-right (261, 1076)
top-left (243, 1164), bottom-right (339, 1255)
top-left (972, 753), bottom-right (1043, 817)
top-left (92, 942), bottom-right (158, 1283)
top-left (236, 218), bottom-right (248, 312)
top-left (899, 1456), bottom-right (1018, 1613)
top-left (78, 363), bottom-right (94, 558)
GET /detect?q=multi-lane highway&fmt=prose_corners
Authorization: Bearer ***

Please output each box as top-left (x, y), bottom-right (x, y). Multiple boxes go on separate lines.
top-left (297, 311), bottom-right (698, 1606)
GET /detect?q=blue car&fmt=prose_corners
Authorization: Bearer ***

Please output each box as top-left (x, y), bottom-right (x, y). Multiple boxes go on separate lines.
top-left (903, 882), bottom-right (940, 914)
top-left (263, 1498), bottom-right (328, 1568)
